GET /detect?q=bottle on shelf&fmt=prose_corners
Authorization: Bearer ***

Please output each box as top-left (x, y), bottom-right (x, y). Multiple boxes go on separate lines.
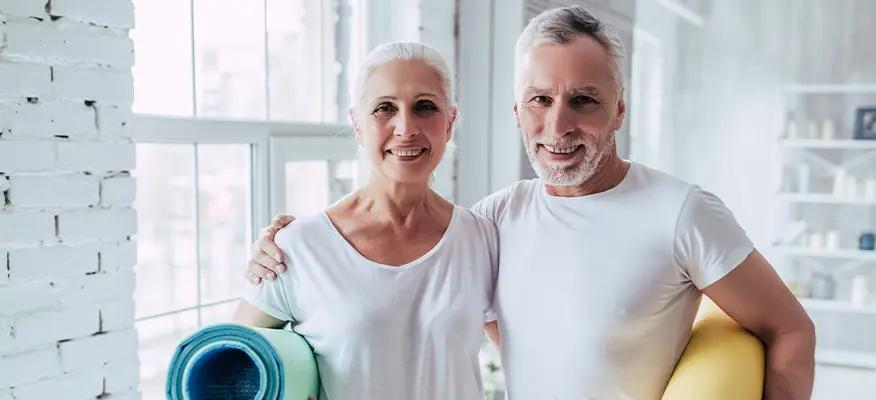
top-left (860, 232), bottom-right (875, 251)
top-left (785, 113), bottom-right (799, 139)
top-left (822, 118), bottom-right (836, 140)
top-left (851, 273), bottom-right (870, 307)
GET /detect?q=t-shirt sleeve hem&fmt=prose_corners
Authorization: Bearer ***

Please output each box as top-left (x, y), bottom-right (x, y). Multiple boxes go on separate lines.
top-left (696, 242), bottom-right (754, 289)
top-left (242, 290), bottom-right (294, 322)
top-left (484, 310), bottom-right (498, 323)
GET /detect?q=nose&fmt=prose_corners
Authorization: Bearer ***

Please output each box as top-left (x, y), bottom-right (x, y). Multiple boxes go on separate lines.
top-left (545, 103), bottom-right (574, 140)
top-left (393, 112), bottom-right (420, 138)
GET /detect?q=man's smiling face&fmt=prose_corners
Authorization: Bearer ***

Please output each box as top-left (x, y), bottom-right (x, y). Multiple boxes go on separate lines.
top-left (514, 34), bottom-right (626, 187)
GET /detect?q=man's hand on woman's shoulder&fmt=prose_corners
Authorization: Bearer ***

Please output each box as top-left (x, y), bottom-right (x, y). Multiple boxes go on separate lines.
top-left (245, 214), bottom-right (295, 284)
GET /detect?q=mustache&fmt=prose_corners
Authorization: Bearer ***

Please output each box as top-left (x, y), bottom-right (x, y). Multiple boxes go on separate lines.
top-left (533, 139), bottom-right (590, 147)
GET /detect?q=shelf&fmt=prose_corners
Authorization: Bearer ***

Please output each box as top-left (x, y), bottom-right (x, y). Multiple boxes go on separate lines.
top-left (774, 246), bottom-right (876, 261)
top-left (816, 348), bottom-right (876, 369)
top-left (800, 298), bottom-right (876, 316)
top-left (780, 139), bottom-right (876, 150)
top-left (784, 84), bottom-right (876, 94)
top-left (778, 193), bottom-right (876, 205)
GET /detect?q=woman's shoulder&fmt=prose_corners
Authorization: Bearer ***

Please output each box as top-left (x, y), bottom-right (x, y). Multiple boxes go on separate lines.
top-left (274, 213), bottom-right (334, 250)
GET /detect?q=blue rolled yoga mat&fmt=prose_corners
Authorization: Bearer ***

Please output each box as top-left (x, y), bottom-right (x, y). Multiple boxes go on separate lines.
top-left (167, 324), bottom-right (320, 400)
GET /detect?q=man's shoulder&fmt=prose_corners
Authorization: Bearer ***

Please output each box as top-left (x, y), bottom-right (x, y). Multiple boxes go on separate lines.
top-left (631, 162), bottom-right (694, 193)
top-left (471, 179), bottom-right (539, 222)
top-left (626, 162), bottom-right (698, 206)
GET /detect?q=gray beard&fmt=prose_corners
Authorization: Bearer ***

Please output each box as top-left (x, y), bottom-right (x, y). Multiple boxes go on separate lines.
top-left (526, 131), bottom-right (617, 187)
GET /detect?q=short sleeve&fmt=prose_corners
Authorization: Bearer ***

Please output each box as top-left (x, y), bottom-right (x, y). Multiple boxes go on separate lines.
top-left (471, 182), bottom-right (520, 225)
top-left (243, 276), bottom-right (295, 322)
top-left (673, 187), bottom-right (754, 289)
top-left (479, 218), bottom-right (500, 322)
top-left (471, 198), bottom-right (495, 223)
top-left (242, 231), bottom-right (297, 322)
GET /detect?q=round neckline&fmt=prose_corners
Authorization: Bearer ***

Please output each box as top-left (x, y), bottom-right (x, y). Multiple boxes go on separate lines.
top-left (320, 205), bottom-right (458, 271)
top-left (541, 161), bottom-right (637, 202)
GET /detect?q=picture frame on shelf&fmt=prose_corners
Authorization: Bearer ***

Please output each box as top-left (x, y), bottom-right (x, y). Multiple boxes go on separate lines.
top-left (854, 107), bottom-right (876, 140)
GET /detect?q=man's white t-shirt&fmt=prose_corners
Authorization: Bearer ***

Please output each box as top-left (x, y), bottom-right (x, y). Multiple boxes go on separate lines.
top-left (244, 206), bottom-right (498, 400)
top-left (473, 161), bottom-right (753, 400)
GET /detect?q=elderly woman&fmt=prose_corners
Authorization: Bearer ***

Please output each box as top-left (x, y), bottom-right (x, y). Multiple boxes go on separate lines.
top-left (233, 42), bottom-right (498, 400)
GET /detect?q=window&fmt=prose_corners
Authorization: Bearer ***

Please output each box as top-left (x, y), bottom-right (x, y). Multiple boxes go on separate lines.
top-left (131, 1), bottom-right (364, 398)
top-left (132, 0), bottom-right (358, 122)
top-left (133, 142), bottom-right (253, 397)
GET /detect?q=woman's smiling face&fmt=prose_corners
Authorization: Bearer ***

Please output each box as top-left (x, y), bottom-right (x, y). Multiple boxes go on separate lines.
top-left (351, 59), bottom-right (456, 186)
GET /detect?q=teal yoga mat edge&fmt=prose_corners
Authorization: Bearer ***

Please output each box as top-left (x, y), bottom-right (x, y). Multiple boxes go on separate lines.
top-left (166, 323), bottom-right (320, 400)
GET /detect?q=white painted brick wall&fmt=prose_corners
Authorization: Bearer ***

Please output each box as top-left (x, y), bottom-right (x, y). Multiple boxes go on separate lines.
top-left (11, 368), bottom-right (104, 400)
top-left (59, 329), bottom-right (137, 372)
top-left (0, 99), bottom-right (99, 139)
top-left (0, 1), bottom-right (47, 18)
top-left (48, 0), bottom-right (136, 29)
top-left (100, 174), bottom-right (135, 207)
top-left (57, 142), bottom-right (136, 172)
top-left (0, 0), bottom-right (139, 397)
top-left (7, 173), bottom-right (100, 208)
top-left (0, 347), bottom-right (60, 387)
top-left (104, 356), bottom-right (140, 394)
top-left (98, 301), bottom-right (135, 332)
top-left (57, 208), bottom-right (136, 241)
top-left (3, 19), bottom-right (133, 68)
top-left (8, 244), bottom-right (99, 281)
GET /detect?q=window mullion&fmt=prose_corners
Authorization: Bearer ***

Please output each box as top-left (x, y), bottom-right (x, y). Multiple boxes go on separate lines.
top-left (190, 0), bottom-right (198, 118)
top-left (264, 0), bottom-right (271, 121)
top-left (193, 143), bottom-right (203, 327)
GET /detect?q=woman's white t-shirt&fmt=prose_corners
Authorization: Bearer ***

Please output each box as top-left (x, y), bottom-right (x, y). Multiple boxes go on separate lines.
top-left (244, 206), bottom-right (498, 400)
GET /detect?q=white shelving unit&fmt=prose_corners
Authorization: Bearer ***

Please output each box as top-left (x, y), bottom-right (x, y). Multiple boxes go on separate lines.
top-left (778, 193), bottom-right (876, 206)
top-left (816, 348), bottom-right (876, 370)
top-left (780, 139), bottom-right (876, 150)
top-left (776, 84), bottom-right (876, 370)
top-left (775, 245), bottom-right (876, 262)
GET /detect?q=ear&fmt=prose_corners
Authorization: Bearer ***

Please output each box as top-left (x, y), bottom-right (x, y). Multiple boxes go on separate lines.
top-left (613, 98), bottom-right (626, 131)
top-left (349, 109), bottom-right (363, 145)
top-left (446, 107), bottom-right (458, 142)
top-left (513, 103), bottom-right (521, 128)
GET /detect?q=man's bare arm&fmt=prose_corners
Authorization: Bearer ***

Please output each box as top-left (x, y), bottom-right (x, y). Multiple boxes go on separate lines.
top-left (702, 250), bottom-right (815, 400)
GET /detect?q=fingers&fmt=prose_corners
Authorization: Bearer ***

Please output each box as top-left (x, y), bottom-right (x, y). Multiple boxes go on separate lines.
top-left (245, 270), bottom-right (262, 285)
top-left (272, 214), bottom-right (295, 229)
top-left (248, 260), bottom-right (277, 281)
top-left (255, 235), bottom-right (286, 267)
top-left (253, 250), bottom-right (285, 274)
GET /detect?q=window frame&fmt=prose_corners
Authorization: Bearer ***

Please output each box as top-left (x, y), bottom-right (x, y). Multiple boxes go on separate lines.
top-left (130, 114), bottom-right (352, 316)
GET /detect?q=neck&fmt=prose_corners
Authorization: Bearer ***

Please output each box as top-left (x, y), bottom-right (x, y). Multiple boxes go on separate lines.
top-left (356, 176), bottom-right (438, 225)
top-left (545, 154), bottom-right (630, 197)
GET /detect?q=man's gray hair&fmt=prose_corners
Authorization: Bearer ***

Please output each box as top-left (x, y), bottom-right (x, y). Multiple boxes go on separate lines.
top-left (514, 6), bottom-right (626, 97)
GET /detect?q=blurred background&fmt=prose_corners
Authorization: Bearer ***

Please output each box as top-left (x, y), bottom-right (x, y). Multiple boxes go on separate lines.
top-left (124, 0), bottom-right (875, 398)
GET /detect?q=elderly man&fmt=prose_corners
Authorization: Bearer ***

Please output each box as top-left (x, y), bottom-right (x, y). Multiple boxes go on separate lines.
top-left (245, 6), bottom-right (815, 400)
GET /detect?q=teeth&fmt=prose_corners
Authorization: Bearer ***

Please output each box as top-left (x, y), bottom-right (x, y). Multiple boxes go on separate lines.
top-left (543, 145), bottom-right (579, 154)
top-left (390, 148), bottom-right (425, 157)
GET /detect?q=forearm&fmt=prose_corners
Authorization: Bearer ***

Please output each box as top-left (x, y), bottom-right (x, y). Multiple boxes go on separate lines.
top-left (485, 321), bottom-right (501, 348)
top-left (763, 329), bottom-right (815, 400)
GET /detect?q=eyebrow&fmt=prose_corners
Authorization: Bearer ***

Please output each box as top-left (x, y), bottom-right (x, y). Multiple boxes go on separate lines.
top-left (523, 86), bottom-right (600, 96)
top-left (373, 93), bottom-right (439, 102)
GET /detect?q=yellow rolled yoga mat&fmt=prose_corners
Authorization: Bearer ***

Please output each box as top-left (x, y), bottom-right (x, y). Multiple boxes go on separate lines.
top-left (166, 324), bottom-right (320, 400)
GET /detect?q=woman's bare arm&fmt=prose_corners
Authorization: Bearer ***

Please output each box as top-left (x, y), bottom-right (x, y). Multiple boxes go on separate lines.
top-left (232, 300), bottom-right (287, 329)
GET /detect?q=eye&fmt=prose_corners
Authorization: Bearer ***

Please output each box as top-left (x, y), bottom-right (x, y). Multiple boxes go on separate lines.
top-left (571, 95), bottom-right (599, 106)
top-left (372, 102), bottom-right (397, 117)
top-left (529, 96), bottom-right (552, 106)
top-left (414, 100), bottom-right (439, 115)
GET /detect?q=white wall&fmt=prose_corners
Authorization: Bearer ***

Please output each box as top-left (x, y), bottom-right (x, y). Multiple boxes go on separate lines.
top-left (0, 1), bottom-right (139, 398)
